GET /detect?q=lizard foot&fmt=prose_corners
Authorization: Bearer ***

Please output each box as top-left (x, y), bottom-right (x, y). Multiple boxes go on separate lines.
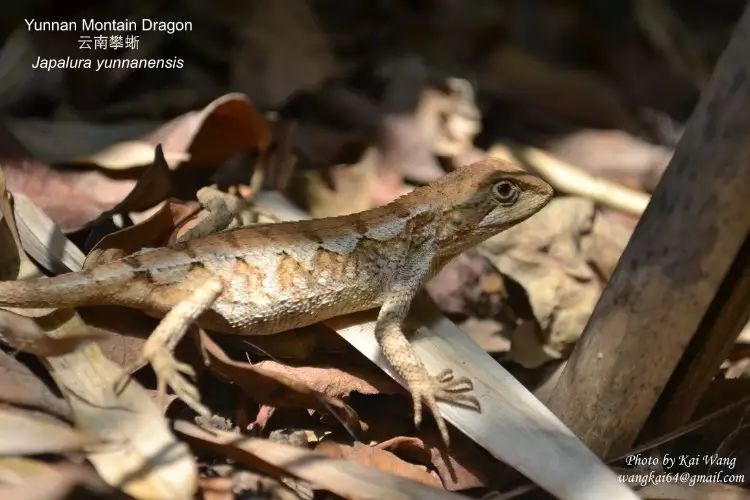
top-left (114, 344), bottom-right (210, 417)
top-left (113, 278), bottom-right (222, 417)
top-left (410, 368), bottom-right (481, 446)
top-left (151, 349), bottom-right (210, 416)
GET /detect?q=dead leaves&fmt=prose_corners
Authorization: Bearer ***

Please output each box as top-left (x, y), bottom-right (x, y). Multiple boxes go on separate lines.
top-left (0, 168), bottom-right (197, 499)
top-left (0, 407), bottom-right (103, 455)
top-left (2, 93), bottom-right (269, 234)
top-left (0, 4), bottom-right (705, 494)
top-left (0, 350), bottom-right (70, 420)
top-left (176, 421), bottom-right (462, 500)
top-left (480, 197), bottom-right (603, 364)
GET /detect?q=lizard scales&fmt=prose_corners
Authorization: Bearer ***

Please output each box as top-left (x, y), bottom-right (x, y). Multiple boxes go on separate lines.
top-left (0, 159), bottom-right (552, 332)
top-left (0, 158), bottom-right (553, 444)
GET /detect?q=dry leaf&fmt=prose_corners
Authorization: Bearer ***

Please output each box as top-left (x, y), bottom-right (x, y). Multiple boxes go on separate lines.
top-left (457, 318), bottom-right (511, 354)
top-left (4, 120), bottom-right (156, 167)
top-left (47, 343), bottom-right (198, 499)
top-left (480, 197), bottom-right (602, 363)
top-left (426, 251), bottom-right (498, 318)
top-left (377, 435), bottom-right (488, 491)
top-left (0, 169), bottom-right (97, 355)
top-left (0, 458), bottom-right (112, 500)
top-left (176, 420), bottom-right (464, 500)
top-left (79, 144), bottom-right (174, 248)
top-left (199, 330), bottom-right (362, 431)
top-left (0, 350), bottom-right (70, 420)
top-left (315, 441), bottom-right (441, 488)
top-left (0, 407), bottom-right (102, 455)
top-left (2, 158), bottom-right (137, 232)
top-left (12, 193), bottom-right (86, 274)
top-left (545, 128), bottom-right (672, 191)
top-left (0, 168), bottom-right (197, 498)
top-left (143, 93), bottom-right (270, 167)
top-left (7, 94), bottom-right (269, 170)
top-left (88, 198), bottom-right (199, 257)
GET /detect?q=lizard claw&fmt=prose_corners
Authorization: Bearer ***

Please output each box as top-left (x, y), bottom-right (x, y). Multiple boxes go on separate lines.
top-left (115, 347), bottom-right (209, 416)
top-left (151, 350), bottom-right (209, 416)
top-left (409, 368), bottom-right (481, 446)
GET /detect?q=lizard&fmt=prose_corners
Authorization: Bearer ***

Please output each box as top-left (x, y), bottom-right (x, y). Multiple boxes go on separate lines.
top-left (0, 158), bottom-right (553, 444)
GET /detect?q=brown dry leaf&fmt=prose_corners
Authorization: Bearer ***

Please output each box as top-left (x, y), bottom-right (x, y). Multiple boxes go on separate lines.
top-left (79, 144), bottom-right (174, 247)
top-left (413, 79), bottom-right (481, 164)
top-left (288, 147), bottom-right (379, 218)
top-left (457, 318), bottom-right (511, 354)
top-left (199, 330), bottom-right (362, 431)
top-left (2, 158), bottom-right (137, 233)
top-left (376, 436), bottom-right (487, 491)
top-left (12, 193), bottom-right (86, 274)
top-left (0, 120), bottom-right (150, 231)
top-left (7, 94), bottom-right (269, 170)
top-left (135, 93), bottom-right (270, 167)
top-left (426, 251), bottom-right (498, 318)
top-left (479, 197), bottom-right (602, 365)
top-left (176, 420), bottom-right (465, 500)
top-left (315, 441), bottom-right (441, 488)
top-left (0, 168), bottom-right (197, 498)
top-left (0, 169), bottom-right (98, 356)
top-left (0, 308), bottom-right (104, 358)
top-left (581, 209), bottom-right (634, 280)
top-left (4, 120), bottom-right (157, 167)
top-left (198, 476), bottom-right (234, 500)
top-left (46, 343), bottom-right (198, 499)
top-left (1, 131), bottom-right (175, 235)
top-left (545, 128), bottom-right (672, 191)
top-left (80, 141), bottom-right (190, 171)
top-left (0, 458), bottom-right (112, 500)
top-left (378, 115), bottom-right (444, 185)
top-left (77, 311), bottom-right (152, 374)
top-left (89, 198), bottom-right (199, 257)
top-left (0, 350), bottom-right (70, 420)
top-left (0, 407), bottom-right (103, 455)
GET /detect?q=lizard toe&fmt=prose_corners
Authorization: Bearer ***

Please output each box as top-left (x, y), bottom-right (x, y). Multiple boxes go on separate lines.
top-left (433, 372), bottom-right (480, 412)
top-left (435, 368), bottom-right (455, 383)
top-left (440, 375), bottom-right (473, 393)
top-left (151, 351), bottom-right (209, 416)
top-left (411, 383), bottom-right (450, 446)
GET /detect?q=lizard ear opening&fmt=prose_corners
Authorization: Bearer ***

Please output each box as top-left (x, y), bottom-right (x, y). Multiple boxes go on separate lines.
top-left (491, 180), bottom-right (520, 205)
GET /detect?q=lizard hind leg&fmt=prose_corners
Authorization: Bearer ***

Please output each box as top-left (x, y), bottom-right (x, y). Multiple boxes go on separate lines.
top-left (114, 277), bottom-right (224, 416)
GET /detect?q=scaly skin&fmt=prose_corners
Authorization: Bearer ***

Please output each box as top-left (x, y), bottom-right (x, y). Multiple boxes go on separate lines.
top-left (0, 158), bottom-right (553, 444)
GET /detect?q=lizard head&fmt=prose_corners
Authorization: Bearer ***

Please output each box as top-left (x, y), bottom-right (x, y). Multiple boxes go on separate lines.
top-left (428, 158), bottom-right (554, 255)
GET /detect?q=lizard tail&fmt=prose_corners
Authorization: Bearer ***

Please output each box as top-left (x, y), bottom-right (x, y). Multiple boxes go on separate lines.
top-left (0, 267), bottom-right (129, 308)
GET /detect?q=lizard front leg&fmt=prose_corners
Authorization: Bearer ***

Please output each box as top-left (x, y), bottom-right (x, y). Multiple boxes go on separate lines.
top-left (115, 277), bottom-right (223, 415)
top-left (377, 243), bottom-right (480, 446)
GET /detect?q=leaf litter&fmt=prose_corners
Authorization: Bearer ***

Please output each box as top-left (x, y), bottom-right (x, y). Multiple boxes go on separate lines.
top-left (1, 3), bottom-right (746, 499)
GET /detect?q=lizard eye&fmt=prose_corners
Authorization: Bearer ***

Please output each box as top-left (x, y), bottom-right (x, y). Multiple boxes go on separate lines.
top-left (491, 180), bottom-right (520, 205)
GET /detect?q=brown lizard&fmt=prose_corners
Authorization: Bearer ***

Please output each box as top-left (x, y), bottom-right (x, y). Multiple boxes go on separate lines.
top-left (0, 158), bottom-right (553, 444)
